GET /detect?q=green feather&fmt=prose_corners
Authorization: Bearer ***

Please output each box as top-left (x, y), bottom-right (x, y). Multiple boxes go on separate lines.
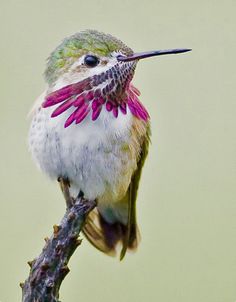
top-left (45, 29), bottom-right (133, 85)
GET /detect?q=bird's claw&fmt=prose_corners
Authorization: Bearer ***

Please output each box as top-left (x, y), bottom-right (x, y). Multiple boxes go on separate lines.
top-left (58, 177), bottom-right (74, 208)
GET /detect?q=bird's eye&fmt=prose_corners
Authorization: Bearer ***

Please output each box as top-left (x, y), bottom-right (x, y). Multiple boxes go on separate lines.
top-left (84, 55), bottom-right (100, 67)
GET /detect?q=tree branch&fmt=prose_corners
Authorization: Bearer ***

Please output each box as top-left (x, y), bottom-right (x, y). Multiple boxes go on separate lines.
top-left (21, 196), bottom-right (96, 302)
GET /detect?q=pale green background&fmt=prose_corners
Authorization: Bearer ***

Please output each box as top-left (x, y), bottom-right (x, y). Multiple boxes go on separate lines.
top-left (0, 0), bottom-right (235, 301)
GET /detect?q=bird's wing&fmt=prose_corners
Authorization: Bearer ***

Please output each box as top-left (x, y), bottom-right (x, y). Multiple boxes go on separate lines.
top-left (120, 122), bottom-right (151, 260)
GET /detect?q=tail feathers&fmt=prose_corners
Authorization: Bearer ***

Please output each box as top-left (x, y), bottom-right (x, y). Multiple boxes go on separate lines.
top-left (82, 208), bottom-right (140, 260)
top-left (82, 209), bottom-right (116, 256)
top-left (120, 213), bottom-right (140, 260)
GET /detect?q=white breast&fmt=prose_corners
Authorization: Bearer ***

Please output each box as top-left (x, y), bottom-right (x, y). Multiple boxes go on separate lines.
top-left (28, 92), bottom-right (138, 202)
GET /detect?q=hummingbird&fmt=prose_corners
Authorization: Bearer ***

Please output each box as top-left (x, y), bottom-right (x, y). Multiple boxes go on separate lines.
top-left (28, 29), bottom-right (190, 260)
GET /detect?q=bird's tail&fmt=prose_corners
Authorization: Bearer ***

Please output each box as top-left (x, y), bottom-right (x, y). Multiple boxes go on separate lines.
top-left (82, 200), bottom-right (140, 260)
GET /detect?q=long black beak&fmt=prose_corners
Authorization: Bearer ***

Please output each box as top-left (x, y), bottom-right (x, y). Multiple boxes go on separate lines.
top-left (117, 48), bottom-right (191, 62)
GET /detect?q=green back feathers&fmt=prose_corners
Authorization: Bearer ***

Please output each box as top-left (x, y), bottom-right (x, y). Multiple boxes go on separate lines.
top-left (45, 29), bottom-right (133, 84)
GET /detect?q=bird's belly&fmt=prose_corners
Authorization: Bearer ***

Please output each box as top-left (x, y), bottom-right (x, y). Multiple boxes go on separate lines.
top-left (29, 105), bottom-right (138, 202)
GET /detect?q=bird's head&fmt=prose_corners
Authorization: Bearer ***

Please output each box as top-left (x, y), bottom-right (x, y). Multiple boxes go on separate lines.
top-left (45, 30), bottom-right (135, 92)
top-left (43, 29), bottom-right (190, 127)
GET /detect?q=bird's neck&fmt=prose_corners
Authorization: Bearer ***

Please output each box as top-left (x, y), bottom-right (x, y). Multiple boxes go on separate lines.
top-left (43, 80), bottom-right (149, 128)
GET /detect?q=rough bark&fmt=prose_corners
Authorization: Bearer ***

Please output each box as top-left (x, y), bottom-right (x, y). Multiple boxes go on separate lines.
top-left (21, 196), bottom-right (96, 302)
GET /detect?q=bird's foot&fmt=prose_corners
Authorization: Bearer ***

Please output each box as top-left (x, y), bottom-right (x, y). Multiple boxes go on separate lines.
top-left (77, 190), bottom-right (84, 199)
top-left (58, 177), bottom-right (74, 209)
